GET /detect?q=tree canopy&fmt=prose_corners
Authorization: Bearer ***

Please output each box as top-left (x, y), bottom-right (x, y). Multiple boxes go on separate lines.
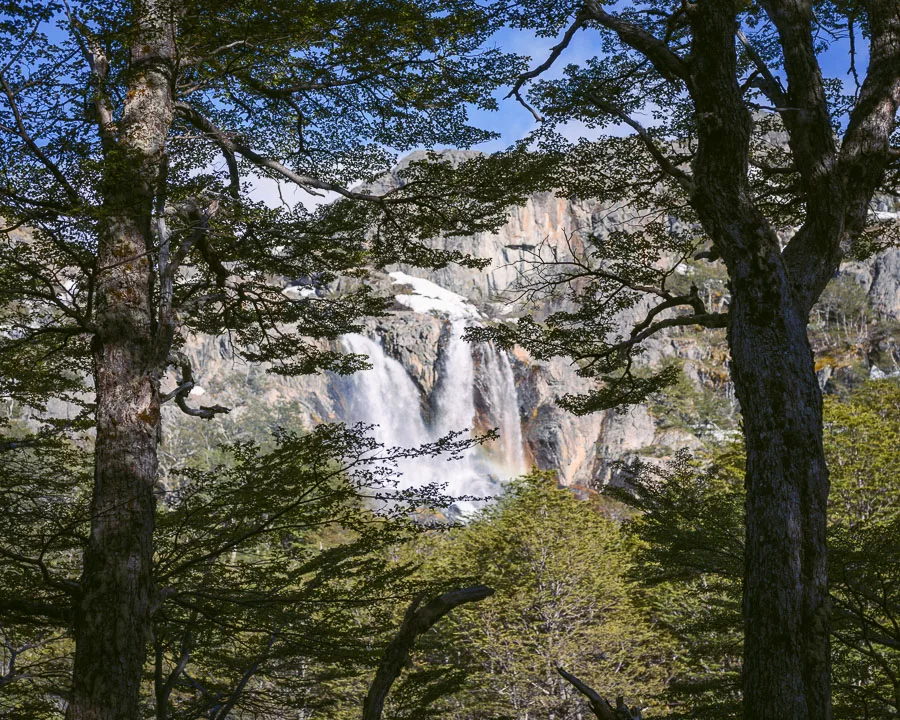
top-left (0, 2), bottom-right (898, 719)
top-left (470, 3), bottom-right (899, 717)
top-left (0, 1), bottom-right (547, 717)
top-left (616, 380), bottom-right (900, 719)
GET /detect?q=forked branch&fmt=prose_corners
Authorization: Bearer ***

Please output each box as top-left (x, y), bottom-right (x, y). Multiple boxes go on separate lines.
top-left (362, 585), bottom-right (494, 720)
top-left (507, 9), bottom-right (591, 121)
top-left (0, 73), bottom-right (82, 204)
top-left (585, 93), bottom-right (693, 189)
top-left (557, 666), bottom-right (642, 720)
top-left (582, 0), bottom-right (691, 86)
top-left (736, 29), bottom-right (787, 107)
top-left (509, 2), bottom-right (691, 121)
top-left (162, 353), bottom-right (229, 420)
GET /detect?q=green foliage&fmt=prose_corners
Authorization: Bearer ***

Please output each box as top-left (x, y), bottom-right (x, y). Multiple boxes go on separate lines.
top-left (0, 0), bottom-right (552, 411)
top-left (151, 424), bottom-right (461, 719)
top-left (615, 381), bottom-right (900, 719)
top-left (826, 384), bottom-right (900, 718)
top-left (610, 450), bottom-right (744, 719)
top-left (401, 473), bottom-right (672, 719)
top-left (470, 0), bottom-right (899, 431)
top-left (0, 421), bottom-right (490, 718)
top-left (0, 441), bottom-right (88, 719)
top-left (0, 2), bottom-right (552, 716)
top-left (466, 216), bottom-right (704, 413)
top-left (647, 356), bottom-right (737, 439)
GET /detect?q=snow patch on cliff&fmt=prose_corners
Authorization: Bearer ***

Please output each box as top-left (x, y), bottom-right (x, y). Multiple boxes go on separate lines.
top-left (389, 271), bottom-right (481, 320)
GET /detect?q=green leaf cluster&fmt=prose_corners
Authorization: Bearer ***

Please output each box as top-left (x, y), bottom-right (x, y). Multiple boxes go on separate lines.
top-left (398, 472), bottom-right (673, 719)
top-left (614, 380), bottom-right (900, 719)
top-left (0, 422), bottom-right (491, 719)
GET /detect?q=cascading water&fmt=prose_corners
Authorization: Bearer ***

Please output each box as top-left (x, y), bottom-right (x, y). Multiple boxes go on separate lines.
top-left (337, 274), bottom-right (528, 514)
top-left (476, 341), bottom-right (526, 476)
top-left (432, 319), bottom-right (476, 438)
top-left (341, 333), bottom-right (432, 452)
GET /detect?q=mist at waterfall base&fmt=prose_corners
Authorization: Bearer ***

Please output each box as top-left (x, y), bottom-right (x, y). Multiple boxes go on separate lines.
top-left (334, 274), bottom-right (527, 518)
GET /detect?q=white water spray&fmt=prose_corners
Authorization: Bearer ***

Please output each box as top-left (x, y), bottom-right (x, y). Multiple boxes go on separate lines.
top-left (341, 333), bottom-right (431, 451)
top-left (477, 342), bottom-right (526, 476)
top-left (432, 320), bottom-right (477, 438)
top-left (338, 275), bottom-right (528, 512)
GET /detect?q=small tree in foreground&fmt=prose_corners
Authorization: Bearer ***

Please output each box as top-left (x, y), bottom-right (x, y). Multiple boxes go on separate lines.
top-left (405, 473), bottom-right (670, 719)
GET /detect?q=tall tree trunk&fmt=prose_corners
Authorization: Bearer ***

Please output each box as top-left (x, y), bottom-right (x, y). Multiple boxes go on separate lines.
top-left (69, 234), bottom-right (160, 720)
top-left (728, 273), bottom-right (830, 720)
top-left (67, 3), bottom-right (175, 718)
top-left (686, 5), bottom-right (834, 717)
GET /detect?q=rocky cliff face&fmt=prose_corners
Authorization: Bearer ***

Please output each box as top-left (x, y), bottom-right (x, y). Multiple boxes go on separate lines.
top-left (169, 170), bottom-right (900, 492)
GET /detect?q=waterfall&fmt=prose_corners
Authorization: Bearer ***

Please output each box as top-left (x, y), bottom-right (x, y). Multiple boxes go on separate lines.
top-left (432, 320), bottom-right (476, 438)
top-left (477, 342), bottom-right (526, 476)
top-left (340, 331), bottom-right (500, 511)
top-left (338, 281), bottom-right (528, 514)
top-left (341, 334), bottom-right (431, 451)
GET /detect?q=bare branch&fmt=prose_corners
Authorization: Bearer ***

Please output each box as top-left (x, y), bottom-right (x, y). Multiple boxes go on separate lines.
top-left (557, 666), bottom-right (642, 720)
top-left (0, 547), bottom-right (79, 595)
top-left (179, 39), bottom-right (255, 67)
top-left (507, 11), bottom-right (590, 121)
top-left (585, 93), bottom-right (693, 190)
top-left (238, 58), bottom-right (438, 96)
top-left (174, 394), bottom-right (230, 421)
top-left (210, 631), bottom-right (278, 720)
top-left (163, 353), bottom-right (230, 420)
top-left (174, 102), bottom-right (394, 202)
top-left (157, 196), bottom-right (221, 342)
top-left (362, 585), bottom-right (495, 720)
top-left (0, 598), bottom-right (71, 624)
top-left (155, 631), bottom-right (193, 716)
top-left (508, 3), bottom-right (690, 120)
top-left (63, 0), bottom-right (115, 145)
top-left (736, 29), bottom-right (787, 107)
top-left (617, 311), bottom-right (727, 352)
top-left (220, 148), bottom-right (240, 199)
top-left (630, 288), bottom-right (707, 337)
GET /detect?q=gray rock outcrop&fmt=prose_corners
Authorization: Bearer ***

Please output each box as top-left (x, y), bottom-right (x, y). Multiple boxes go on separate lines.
top-left (167, 164), bottom-right (900, 489)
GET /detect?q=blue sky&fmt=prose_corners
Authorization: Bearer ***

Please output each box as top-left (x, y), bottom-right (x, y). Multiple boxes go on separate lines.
top-left (35, 10), bottom-right (864, 207)
top-left (465, 25), bottom-right (605, 152)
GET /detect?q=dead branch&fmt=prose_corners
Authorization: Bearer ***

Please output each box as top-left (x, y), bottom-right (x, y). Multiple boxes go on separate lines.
top-left (362, 585), bottom-right (494, 720)
top-left (163, 353), bottom-right (230, 420)
top-left (557, 666), bottom-right (643, 720)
